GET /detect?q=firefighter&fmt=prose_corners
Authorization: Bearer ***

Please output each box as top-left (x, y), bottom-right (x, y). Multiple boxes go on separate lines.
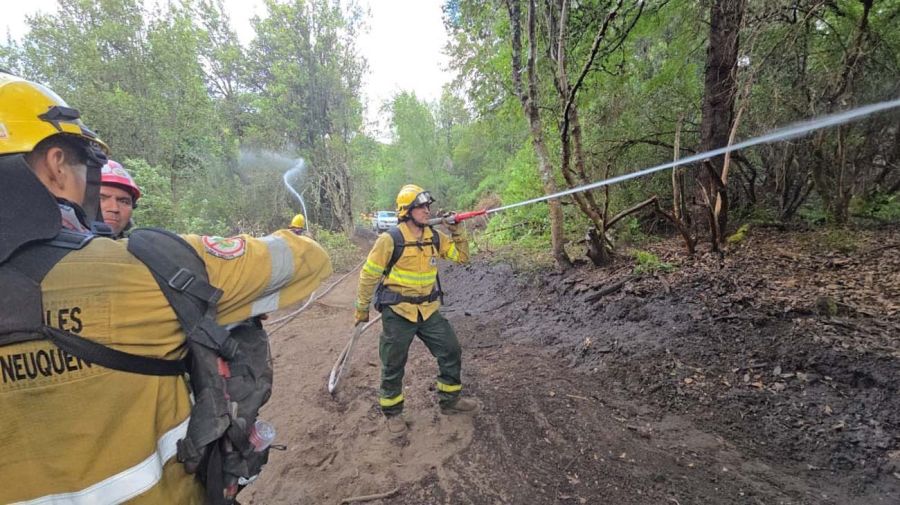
top-left (354, 184), bottom-right (478, 435)
top-left (290, 212), bottom-right (306, 235)
top-left (0, 72), bottom-right (332, 504)
top-left (100, 159), bottom-right (140, 237)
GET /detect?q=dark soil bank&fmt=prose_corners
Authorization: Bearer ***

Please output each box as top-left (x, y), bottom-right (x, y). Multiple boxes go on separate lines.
top-left (392, 226), bottom-right (900, 505)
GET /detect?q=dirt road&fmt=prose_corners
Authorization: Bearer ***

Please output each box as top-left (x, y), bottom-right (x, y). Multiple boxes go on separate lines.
top-left (245, 227), bottom-right (900, 505)
top-left (243, 269), bottom-right (476, 505)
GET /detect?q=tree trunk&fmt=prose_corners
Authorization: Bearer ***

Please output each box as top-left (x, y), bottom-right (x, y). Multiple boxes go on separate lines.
top-left (698, 0), bottom-right (745, 248)
top-left (506, 0), bottom-right (571, 269)
top-left (551, 0), bottom-right (632, 266)
top-left (808, 0), bottom-right (875, 226)
top-left (668, 116), bottom-right (696, 254)
top-left (672, 115), bottom-right (687, 223)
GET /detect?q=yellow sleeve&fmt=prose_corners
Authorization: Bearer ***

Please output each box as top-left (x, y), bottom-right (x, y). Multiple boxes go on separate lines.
top-left (438, 228), bottom-right (469, 264)
top-left (182, 230), bottom-right (333, 325)
top-left (355, 232), bottom-right (395, 310)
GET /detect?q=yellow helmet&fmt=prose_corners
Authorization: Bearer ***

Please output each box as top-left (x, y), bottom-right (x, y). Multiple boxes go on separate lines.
top-left (396, 184), bottom-right (434, 219)
top-left (0, 72), bottom-right (109, 156)
top-left (290, 213), bottom-right (306, 228)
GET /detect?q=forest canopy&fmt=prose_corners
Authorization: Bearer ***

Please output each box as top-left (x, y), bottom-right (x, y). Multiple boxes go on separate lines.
top-left (2, 0), bottom-right (897, 267)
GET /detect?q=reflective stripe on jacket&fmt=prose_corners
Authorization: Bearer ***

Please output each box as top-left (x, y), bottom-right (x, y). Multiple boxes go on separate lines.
top-left (0, 230), bottom-right (332, 504)
top-left (357, 223), bottom-right (468, 323)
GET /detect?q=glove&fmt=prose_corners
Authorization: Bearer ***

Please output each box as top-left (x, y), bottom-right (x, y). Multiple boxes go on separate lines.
top-left (354, 308), bottom-right (370, 326)
top-left (446, 212), bottom-right (460, 234)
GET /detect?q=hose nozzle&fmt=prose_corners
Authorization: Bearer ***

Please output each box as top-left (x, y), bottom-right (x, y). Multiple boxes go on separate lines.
top-left (427, 209), bottom-right (488, 226)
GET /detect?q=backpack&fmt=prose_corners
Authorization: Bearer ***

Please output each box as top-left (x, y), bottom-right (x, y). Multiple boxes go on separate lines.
top-left (372, 226), bottom-right (444, 312)
top-left (0, 227), bottom-right (274, 505)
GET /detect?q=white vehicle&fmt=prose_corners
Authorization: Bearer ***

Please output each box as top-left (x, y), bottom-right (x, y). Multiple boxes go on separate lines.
top-left (372, 210), bottom-right (398, 233)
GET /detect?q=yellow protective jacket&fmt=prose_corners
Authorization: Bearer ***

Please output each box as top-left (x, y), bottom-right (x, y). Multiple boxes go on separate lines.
top-left (357, 222), bottom-right (468, 322)
top-left (0, 231), bottom-right (332, 504)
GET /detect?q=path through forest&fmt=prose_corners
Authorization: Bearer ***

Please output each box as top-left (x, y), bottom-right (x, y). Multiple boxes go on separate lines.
top-left (243, 268), bottom-right (476, 504)
top-left (245, 227), bottom-right (900, 505)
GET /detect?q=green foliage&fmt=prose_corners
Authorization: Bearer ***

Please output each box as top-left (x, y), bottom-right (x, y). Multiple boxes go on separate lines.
top-left (820, 229), bottom-right (860, 254)
top-left (851, 193), bottom-right (900, 222)
top-left (125, 158), bottom-right (175, 229)
top-left (735, 205), bottom-right (778, 226)
top-left (726, 224), bottom-right (750, 245)
top-left (312, 229), bottom-right (361, 273)
top-left (799, 203), bottom-right (829, 227)
top-left (2, 0), bottom-right (895, 257)
top-left (632, 250), bottom-right (674, 275)
top-left (613, 217), bottom-right (647, 246)
top-left (481, 234), bottom-right (556, 274)
top-left (482, 145), bottom-right (548, 245)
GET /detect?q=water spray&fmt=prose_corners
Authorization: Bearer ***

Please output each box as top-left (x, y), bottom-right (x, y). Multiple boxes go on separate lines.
top-left (283, 160), bottom-right (308, 219)
top-left (428, 98), bottom-right (900, 224)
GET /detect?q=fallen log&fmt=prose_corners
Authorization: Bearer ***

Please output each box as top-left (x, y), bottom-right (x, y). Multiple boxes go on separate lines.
top-left (585, 276), bottom-right (637, 303)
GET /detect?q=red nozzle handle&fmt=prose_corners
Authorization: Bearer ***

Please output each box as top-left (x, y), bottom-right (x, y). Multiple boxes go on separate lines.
top-left (453, 209), bottom-right (488, 222)
top-left (427, 209), bottom-right (488, 226)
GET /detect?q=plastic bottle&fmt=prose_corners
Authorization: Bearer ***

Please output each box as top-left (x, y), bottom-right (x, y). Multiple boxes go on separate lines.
top-left (248, 420), bottom-right (276, 452)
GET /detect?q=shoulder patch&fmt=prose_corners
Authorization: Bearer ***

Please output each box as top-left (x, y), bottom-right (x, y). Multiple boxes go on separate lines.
top-left (202, 236), bottom-right (246, 259)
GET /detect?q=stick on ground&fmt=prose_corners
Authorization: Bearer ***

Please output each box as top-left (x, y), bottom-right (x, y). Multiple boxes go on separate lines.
top-left (339, 487), bottom-right (400, 504)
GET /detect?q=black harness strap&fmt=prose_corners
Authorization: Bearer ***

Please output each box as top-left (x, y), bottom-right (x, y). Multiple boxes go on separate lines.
top-left (0, 241), bottom-right (72, 345)
top-left (42, 326), bottom-right (186, 376)
top-left (127, 228), bottom-right (236, 358)
top-left (1, 230), bottom-right (187, 376)
top-left (128, 229), bottom-right (222, 304)
top-left (374, 226), bottom-right (444, 311)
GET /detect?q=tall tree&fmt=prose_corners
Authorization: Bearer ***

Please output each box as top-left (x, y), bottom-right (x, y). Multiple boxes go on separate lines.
top-left (697, 0), bottom-right (746, 247)
top-left (18, 0), bottom-right (218, 206)
top-left (505, 0), bottom-right (571, 268)
top-left (548, 0), bottom-right (646, 264)
top-left (247, 0), bottom-right (365, 231)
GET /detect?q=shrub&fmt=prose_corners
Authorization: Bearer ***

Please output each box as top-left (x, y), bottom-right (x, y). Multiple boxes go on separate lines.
top-left (632, 250), bottom-right (674, 275)
top-left (820, 228), bottom-right (859, 254)
top-left (726, 224), bottom-right (750, 245)
top-left (314, 228), bottom-right (362, 273)
top-left (614, 216), bottom-right (647, 246)
top-left (851, 192), bottom-right (900, 222)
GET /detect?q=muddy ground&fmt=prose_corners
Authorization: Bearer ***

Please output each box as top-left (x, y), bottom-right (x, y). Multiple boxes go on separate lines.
top-left (245, 226), bottom-right (899, 505)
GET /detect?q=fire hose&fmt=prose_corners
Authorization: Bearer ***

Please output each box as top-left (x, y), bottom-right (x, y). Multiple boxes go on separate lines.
top-left (324, 98), bottom-right (900, 395)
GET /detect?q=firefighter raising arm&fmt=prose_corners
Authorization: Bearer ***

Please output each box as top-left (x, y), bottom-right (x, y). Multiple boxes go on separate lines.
top-left (354, 207), bottom-right (468, 326)
top-left (437, 214), bottom-right (469, 264)
top-left (183, 230), bottom-right (332, 326)
top-left (353, 184), bottom-right (478, 437)
top-left (0, 71), bottom-right (332, 505)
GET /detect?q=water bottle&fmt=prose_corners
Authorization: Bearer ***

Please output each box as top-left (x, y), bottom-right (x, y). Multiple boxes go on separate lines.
top-left (248, 420), bottom-right (276, 452)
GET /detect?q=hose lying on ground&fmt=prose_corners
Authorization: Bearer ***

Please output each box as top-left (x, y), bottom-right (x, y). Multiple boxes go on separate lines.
top-left (267, 259), bottom-right (365, 336)
top-left (327, 315), bottom-right (381, 395)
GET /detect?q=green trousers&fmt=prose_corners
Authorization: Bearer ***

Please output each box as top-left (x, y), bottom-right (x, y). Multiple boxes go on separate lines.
top-left (378, 306), bottom-right (462, 416)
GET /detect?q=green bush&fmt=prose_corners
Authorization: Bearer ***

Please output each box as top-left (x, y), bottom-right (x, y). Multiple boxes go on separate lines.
top-left (614, 216), bottom-right (647, 246)
top-left (821, 228), bottom-right (859, 254)
top-left (726, 223), bottom-right (750, 245)
top-left (736, 205), bottom-right (778, 225)
top-left (632, 250), bottom-right (674, 275)
top-left (851, 192), bottom-right (900, 222)
top-left (125, 158), bottom-right (175, 229)
top-left (486, 235), bottom-right (555, 273)
top-left (798, 204), bottom-right (829, 227)
top-left (314, 228), bottom-right (362, 273)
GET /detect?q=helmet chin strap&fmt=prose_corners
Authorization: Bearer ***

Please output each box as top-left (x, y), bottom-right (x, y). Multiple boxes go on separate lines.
top-left (408, 207), bottom-right (428, 228)
top-left (80, 143), bottom-right (108, 226)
